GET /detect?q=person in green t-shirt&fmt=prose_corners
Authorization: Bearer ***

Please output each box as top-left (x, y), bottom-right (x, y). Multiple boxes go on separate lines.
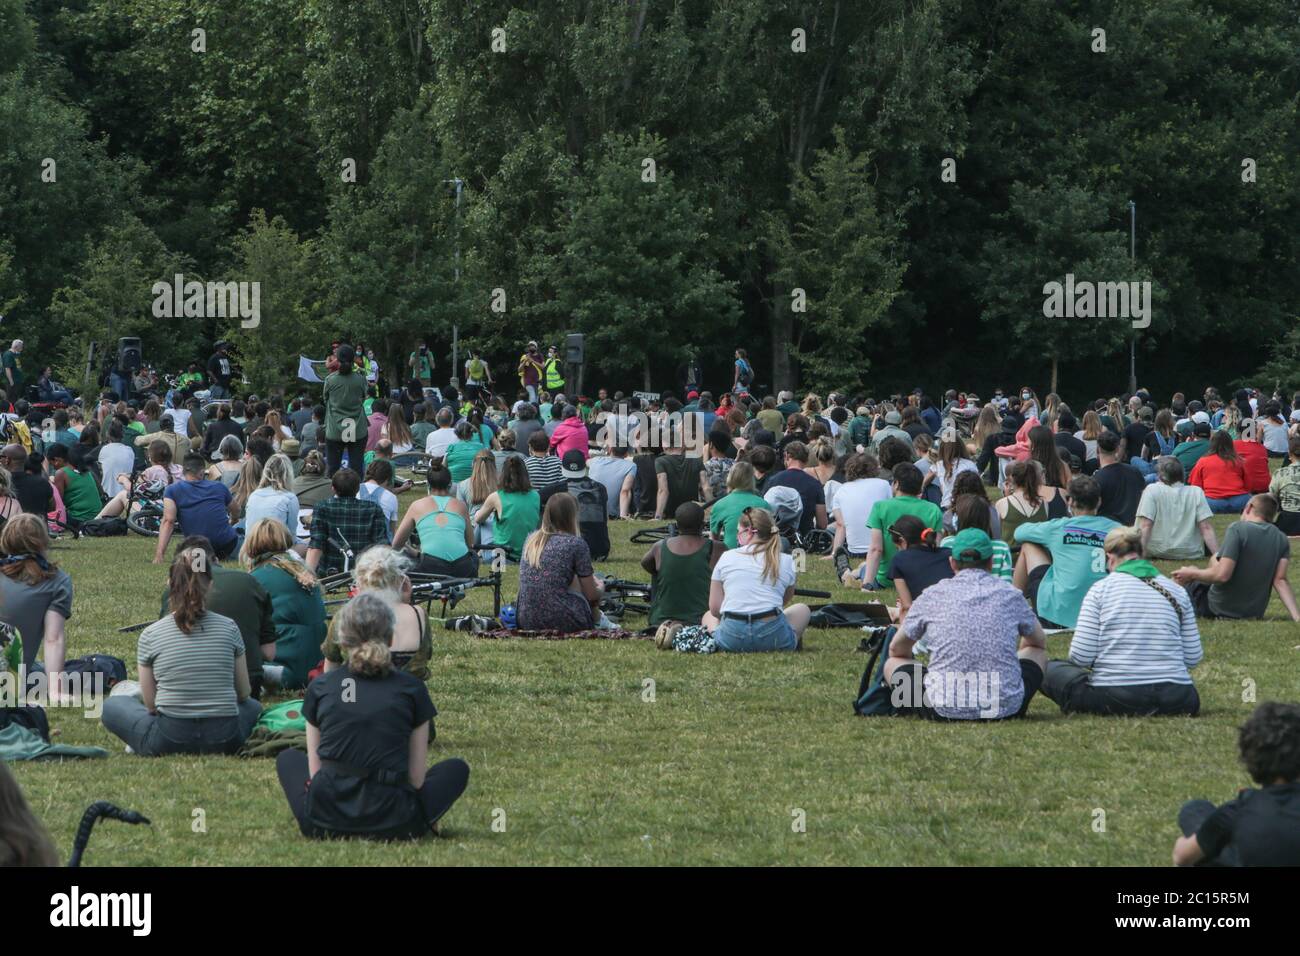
top-left (854, 462), bottom-right (944, 589)
top-left (322, 344), bottom-right (369, 476)
top-left (1013, 474), bottom-right (1119, 628)
top-left (706, 461), bottom-right (771, 548)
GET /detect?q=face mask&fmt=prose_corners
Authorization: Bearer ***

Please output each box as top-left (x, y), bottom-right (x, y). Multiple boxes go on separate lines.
top-left (1021, 392), bottom-right (1031, 400)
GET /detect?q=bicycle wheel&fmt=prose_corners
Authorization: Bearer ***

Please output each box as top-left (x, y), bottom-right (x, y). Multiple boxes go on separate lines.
top-left (126, 505), bottom-right (163, 537)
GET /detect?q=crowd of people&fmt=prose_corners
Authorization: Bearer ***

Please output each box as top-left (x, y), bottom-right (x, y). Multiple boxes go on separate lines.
top-left (0, 339), bottom-right (1297, 864)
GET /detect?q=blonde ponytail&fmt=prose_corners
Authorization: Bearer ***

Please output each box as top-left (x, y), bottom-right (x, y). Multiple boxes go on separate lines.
top-left (334, 592), bottom-right (395, 679)
top-left (739, 509), bottom-right (783, 584)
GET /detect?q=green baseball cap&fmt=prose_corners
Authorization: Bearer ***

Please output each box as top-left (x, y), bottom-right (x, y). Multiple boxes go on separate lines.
top-left (948, 528), bottom-right (994, 561)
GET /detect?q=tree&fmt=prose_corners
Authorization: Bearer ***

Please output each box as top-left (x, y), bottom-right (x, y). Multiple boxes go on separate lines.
top-left (767, 130), bottom-right (906, 394)
top-left (519, 131), bottom-right (740, 389)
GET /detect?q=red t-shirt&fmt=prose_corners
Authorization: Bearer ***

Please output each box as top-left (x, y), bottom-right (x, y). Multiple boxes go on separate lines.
top-left (1234, 440), bottom-right (1271, 493)
top-left (1189, 453), bottom-right (1249, 500)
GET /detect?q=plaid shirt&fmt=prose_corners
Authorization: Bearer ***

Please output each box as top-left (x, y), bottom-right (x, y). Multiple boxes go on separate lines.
top-left (309, 496), bottom-right (390, 573)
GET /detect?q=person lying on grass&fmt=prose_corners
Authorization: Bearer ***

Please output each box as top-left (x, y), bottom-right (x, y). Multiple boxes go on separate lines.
top-left (276, 592), bottom-right (469, 841)
top-left (1171, 493), bottom-right (1300, 622)
top-left (701, 507), bottom-right (809, 652)
top-left (1174, 701), bottom-right (1300, 866)
top-left (884, 528), bottom-right (1048, 721)
top-left (1040, 525), bottom-right (1202, 717)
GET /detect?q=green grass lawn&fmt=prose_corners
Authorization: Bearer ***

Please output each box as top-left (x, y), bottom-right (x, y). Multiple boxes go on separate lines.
top-left (11, 499), bottom-right (1300, 866)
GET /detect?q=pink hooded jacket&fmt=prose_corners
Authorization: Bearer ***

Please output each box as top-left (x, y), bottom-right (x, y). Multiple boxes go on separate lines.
top-left (994, 416), bottom-right (1039, 461)
top-left (549, 416), bottom-right (589, 461)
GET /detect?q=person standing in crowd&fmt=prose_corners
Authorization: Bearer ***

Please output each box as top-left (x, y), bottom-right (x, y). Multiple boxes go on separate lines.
top-left (322, 344), bottom-right (368, 477)
top-left (464, 350), bottom-right (492, 402)
top-left (206, 341), bottom-right (234, 399)
top-left (408, 339), bottom-right (435, 390)
top-left (517, 341), bottom-right (544, 403)
top-left (732, 348), bottom-right (755, 395)
top-left (543, 345), bottom-right (565, 395)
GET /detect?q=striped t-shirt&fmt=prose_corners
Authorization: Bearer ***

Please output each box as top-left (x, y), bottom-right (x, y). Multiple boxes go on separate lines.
top-left (1068, 574), bottom-right (1202, 687)
top-left (524, 455), bottom-right (563, 490)
top-left (137, 612), bottom-right (244, 718)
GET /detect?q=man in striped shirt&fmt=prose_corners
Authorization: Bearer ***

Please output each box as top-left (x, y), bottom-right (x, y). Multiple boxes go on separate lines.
top-left (1041, 526), bottom-right (1202, 716)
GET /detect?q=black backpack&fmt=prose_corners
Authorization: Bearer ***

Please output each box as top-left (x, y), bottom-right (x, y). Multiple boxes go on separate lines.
top-left (569, 478), bottom-right (607, 527)
top-left (853, 626), bottom-right (898, 717)
top-left (81, 516), bottom-right (127, 537)
top-left (64, 654), bottom-right (128, 689)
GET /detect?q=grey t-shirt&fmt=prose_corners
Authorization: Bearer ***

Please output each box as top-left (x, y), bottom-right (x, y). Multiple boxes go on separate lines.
top-left (1209, 521), bottom-right (1291, 619)
top-left (138, 611), bottom-right (244, 718)
top-left (589, 456), bottom-right (638, 516)
top-left (0, 570), bottom-right (74, 670)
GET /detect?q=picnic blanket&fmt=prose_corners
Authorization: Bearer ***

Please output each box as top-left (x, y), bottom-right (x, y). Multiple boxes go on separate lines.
top-left (474, 627), bottom-right (649, 641)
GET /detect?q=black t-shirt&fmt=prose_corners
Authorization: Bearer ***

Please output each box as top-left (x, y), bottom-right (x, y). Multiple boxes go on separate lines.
top-left (1197, 782), bottom-right (1300, 866)
top-left (1094, 462), bottom-right (1147, 525)
top-left (12, 472), bottom-right (54, 515)
top-left (1054, 432), bottom-right (1087, 470)
top-left (1121, 422), bottom-right (1151, 463)
top-left (302, 666), bottom-right (437, 835)
top-left (207, 353), bottom-right (232, 387)
top-left (655, 454), bottom-right (704, 516)
top-left (765, 468), bottom-right (825, 534)
top-left (887, 547), bottom-right (954, 597)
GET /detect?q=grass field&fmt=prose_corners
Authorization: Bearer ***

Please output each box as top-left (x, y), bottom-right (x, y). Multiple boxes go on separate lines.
top-left (11, 491), bottom-right (1300, 866)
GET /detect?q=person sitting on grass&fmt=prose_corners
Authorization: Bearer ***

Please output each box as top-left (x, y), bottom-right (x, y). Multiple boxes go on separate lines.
top-left (1268, 434), bottom-right (1300, 535)
top-left (103, 543), bottom-right (262, 755)
top-left (884, 515), bottom-right (953, 626)
top-left (1040, 525), bottom-right (1202, 717)
top-left (393, 463), bottom-right (478, 579)
top-left (50, 444), bottom-right (101, 528)
top-left (884, 528), bottom-right (1048, 721)
top-left (945, 493), bottom-right (1014, 582)
top-left (1013, 475), bottom-right (1119, 628)
top-left (516, 493), bottom-right (604, 632)
top-left (473, 456), bottom-right (540, 563)
top-left (1189, 430), bottom-right (1251, 514)
top-left (1172, 493), bottom-right (1300, 622)
top-left (850, 463), bottom-right (943, 592)
top-left (321, 546), bottom-right (430, 678)
top-left (642, 501), bottom-right (725, 631)
top-left (155, 454), bottom-right (240, 564)
top-left (701, 508), bottom-right (810, 652)
top-left (1174, 701), bottom-right (1300, 866)
top-left (243, 518), bottom-right (326, 691)
top-left (275, 592), bottom-right (470, 841)
top-left (706, 461), bottom-right (771, 549)
top-left (830, 452), bottom-right (892, 578)
top-left (1135, 456), bottom-right (1217, 560)
top-left (305, 467), bottom-right (390, 575)
top-left (0, 514), bottom-right (72, 702)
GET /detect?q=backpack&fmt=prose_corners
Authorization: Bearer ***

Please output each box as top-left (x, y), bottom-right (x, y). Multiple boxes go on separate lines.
top-left (570, 478), bottom-right (606, 527)
top-left (63, 654), bottom-right (128, 689)
top-left (80, 516), bottom-right (128, 537)
top-left (737, 358), bottom-right (753, 387)
top-left (256, 698), bottom-right (307, 734)
top-left (853, 626), bottom-right (898, 716)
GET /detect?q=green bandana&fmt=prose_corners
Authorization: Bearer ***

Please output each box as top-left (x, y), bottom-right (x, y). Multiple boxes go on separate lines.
top-left (1114, 558), bottom-right (1160, 579)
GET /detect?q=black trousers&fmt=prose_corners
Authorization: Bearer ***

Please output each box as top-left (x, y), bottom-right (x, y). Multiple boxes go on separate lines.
top-left (1041, 661), bottom-right (1200, 716)
top-left (276, 748), bottom-right (470, 840)
top-left (325, 438), bottom-right (366, 477)
top-left (415, 552), bottom-right (480, 579)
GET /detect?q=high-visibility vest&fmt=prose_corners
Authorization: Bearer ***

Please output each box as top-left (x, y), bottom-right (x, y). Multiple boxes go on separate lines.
top-left (544, 358), bottom-right (565, 390)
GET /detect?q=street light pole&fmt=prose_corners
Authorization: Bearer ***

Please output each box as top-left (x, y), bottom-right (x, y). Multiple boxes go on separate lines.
top-left (1128, 199), bottom-right (1137, 396)
top-left (444, 177), bottom-right (464, 385)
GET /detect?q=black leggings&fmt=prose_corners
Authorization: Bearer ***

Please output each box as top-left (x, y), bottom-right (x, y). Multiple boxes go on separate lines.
top-left (325, 438), bottom-right (366, 477)
top-left (276, 748), bottom-right (470, 839)
top-left (414, 551), bottom-right (480, 579)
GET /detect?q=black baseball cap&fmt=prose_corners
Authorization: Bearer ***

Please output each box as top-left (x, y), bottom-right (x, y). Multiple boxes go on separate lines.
top-left (561, 449), bottom-right (587, 477)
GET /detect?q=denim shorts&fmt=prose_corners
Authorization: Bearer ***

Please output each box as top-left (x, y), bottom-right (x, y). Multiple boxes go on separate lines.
top-left (713, 612), bottom-right (797, 653)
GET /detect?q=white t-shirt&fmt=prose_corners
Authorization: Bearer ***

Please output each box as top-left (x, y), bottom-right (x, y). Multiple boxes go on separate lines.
top-left (167, 408), bottom-right (192, 436)
top-left (712, 546), bottom-right (796, 615)
top-left (1135, 482), bottom-right (1213, 560)
top-left (832, 478), bottom-right (892, 554)
top-left (426, 428), bottom-right (460, 459)
top-left (934, 457), bottom-right (978, 508)
top-left (98, 443), bottom-right (136, 496)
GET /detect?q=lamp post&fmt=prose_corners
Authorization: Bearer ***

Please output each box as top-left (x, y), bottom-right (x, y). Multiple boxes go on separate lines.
top-left (1128, 199), bottom-right (1137, 396)
top-left (444, 177), bottom-right (464, 385)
